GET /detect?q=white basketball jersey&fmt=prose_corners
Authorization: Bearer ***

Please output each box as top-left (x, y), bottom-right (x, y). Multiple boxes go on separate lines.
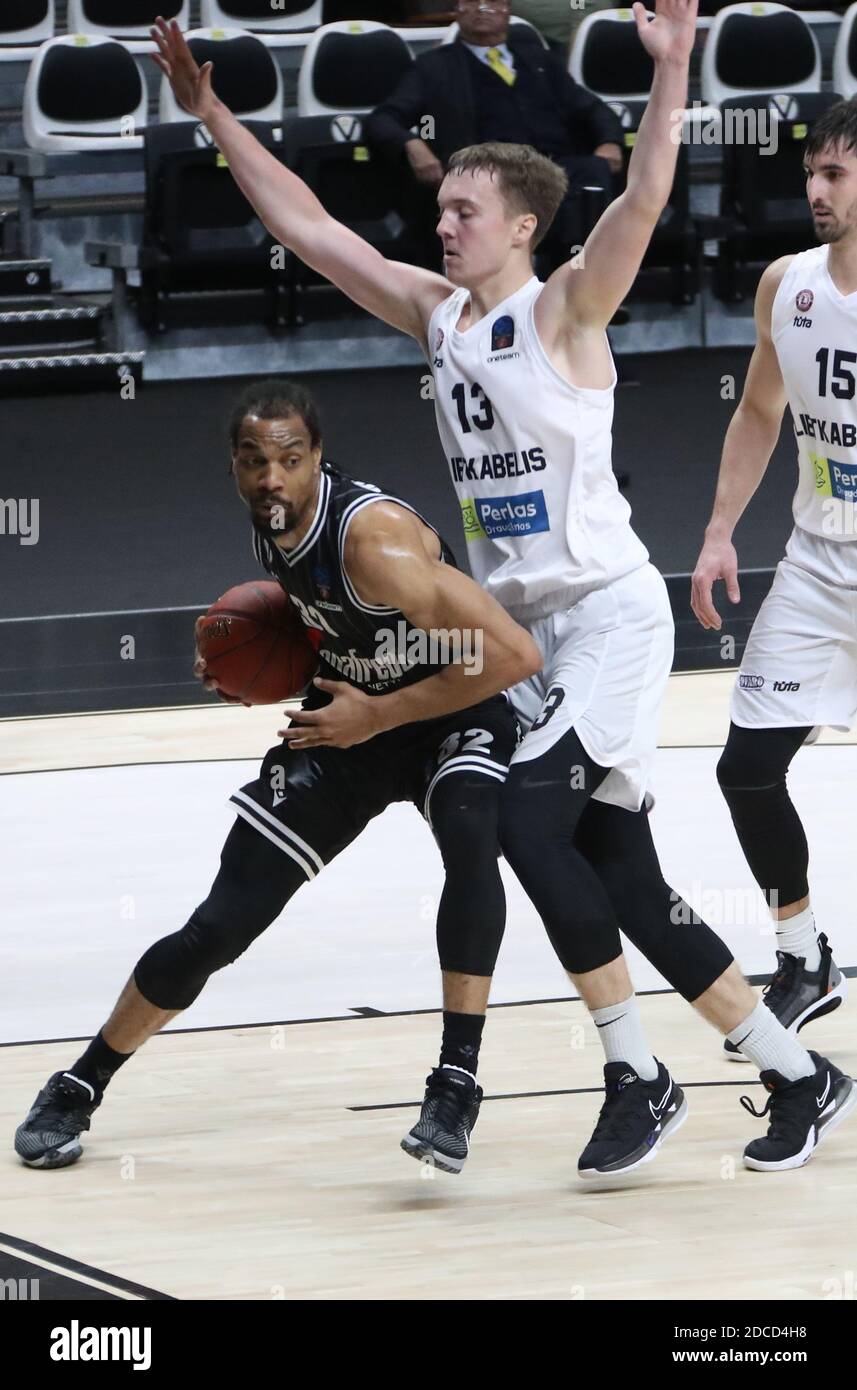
top-left (772, 245), bottom-right (857, 584)
top-left (427, 275), bottom-right (649, 621)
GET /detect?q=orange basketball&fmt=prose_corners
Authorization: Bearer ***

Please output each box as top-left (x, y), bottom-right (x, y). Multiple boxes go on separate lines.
top-left (197, 581), bottom-right (318, 704)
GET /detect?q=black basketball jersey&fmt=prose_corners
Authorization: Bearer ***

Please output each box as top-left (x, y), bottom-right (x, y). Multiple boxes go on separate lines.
top-left (251, 462), bottom-right (459, 696)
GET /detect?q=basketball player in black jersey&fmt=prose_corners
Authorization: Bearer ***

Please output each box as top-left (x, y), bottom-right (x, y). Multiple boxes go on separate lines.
top-left (136, 10), bottom-right (857, 1179)
top-left (14, 379), bottom-right (538, 1174)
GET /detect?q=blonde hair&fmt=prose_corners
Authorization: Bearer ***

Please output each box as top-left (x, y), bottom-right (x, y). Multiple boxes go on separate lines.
top-left (445, 142), bottom-right (569, 250)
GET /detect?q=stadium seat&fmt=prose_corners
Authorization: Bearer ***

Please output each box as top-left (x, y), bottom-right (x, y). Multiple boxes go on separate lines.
top-left (67, 1), bottom-right (189, 43)
top-left (136, 118), bottom-right (292, 331)
top-left (571, 8), bottom-right (698, 305)
top-left (297, 21), bottom-right (413, 117)
top-left (0, 0), bottom-right (55, 58)
top-left (23, 34), bottom-right (147, 151)
top-left (702, 5), bottom-right (829, 301)
top-left (833, 2), bottom-right (857, 100)
top-left (201, 0), bottom-right (323, 33)
top-left (157, 28), bottom-right (284, 124)
top-left (282, 109), bottom-right (431, 318)
top-left (713, 91), bottom-right (841, 301)
top-left (569, 7), bottom-right (654, 98)
top-left (701, 3), bottom-right (821, 107)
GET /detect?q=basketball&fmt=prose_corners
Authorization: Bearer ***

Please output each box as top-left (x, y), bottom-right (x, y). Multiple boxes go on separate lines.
top-left (197, 580), bottom-right (318, 704)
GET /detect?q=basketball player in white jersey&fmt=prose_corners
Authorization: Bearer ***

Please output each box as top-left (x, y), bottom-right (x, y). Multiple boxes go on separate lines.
top-left (692, 100), bottom-right (857, 1066)
top-left (152, 5), bottom-right (855, 1174)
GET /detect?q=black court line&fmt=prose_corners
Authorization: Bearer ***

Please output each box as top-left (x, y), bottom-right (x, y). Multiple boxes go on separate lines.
top-left (349, 1078), bottom-right (768, 1112)
top-left (0, 1232), bottom-right (176, 1301)
top-left (6, 736), bottom-right (856, 777)
top-left (4, 969), bottom-right (854, 1050)
top-left (1, 755), bottom-right (263, 778)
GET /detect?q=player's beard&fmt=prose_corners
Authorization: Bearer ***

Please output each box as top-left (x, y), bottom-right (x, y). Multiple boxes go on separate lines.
top-left (254, 502), bottom-right (297, 537)
top-left (813, 197), bottom-right (857, 244)
top-left (814, 214), bottom-right (842, 243)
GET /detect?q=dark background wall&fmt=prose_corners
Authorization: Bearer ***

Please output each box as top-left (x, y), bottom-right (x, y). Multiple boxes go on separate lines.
top-left (1, 348), bottom-right (797, 622)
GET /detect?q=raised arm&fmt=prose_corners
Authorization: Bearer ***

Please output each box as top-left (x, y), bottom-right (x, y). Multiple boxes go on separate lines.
top-left (536, 0), bottom-right (697, 334)
top-left (150, 17), bottom-right (451, 346)
top-left (282, 504), bottom-right (542, 748)
top-left (690, 257), bottom-right (791, 630)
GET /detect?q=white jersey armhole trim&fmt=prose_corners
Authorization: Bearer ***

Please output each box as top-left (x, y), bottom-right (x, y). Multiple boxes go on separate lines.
top-left (338, 494), bottom-right (446, 616)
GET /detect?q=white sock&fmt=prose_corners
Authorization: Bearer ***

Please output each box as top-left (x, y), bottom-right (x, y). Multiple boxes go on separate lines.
top-left (727, 1000), bottom-right (815, 1081)
top-left (775, 905), bottom-right (821, 971)
top-left (590, 995), bottom-right (658, 1080)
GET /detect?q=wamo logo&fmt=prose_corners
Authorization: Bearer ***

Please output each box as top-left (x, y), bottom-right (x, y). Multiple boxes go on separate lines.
top-left (461, 490), bottom-right (550, 541)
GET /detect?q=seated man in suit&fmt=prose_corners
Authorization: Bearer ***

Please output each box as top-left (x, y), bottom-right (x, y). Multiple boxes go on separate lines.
top-left (364, 0), bottom-right (623, 273)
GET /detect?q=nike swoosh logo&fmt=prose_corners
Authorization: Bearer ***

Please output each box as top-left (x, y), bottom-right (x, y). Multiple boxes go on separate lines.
top-left (648, 1081), bottom-right (673, 1121)
top-left (817, 1072), bottom-right (832, 1108)
top-left (595, 1015), bottom-right (627, 1028)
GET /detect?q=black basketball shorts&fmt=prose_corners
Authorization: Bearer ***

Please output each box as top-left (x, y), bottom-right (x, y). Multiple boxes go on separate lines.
top-left (229, 692), bottom-right (519, 881)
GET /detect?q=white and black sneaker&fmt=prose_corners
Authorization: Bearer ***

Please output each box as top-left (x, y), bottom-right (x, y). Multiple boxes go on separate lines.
top-left (401, 1066), bottom-right (482, 1174)
top-left (724, 934), bottom-right (847, 1061)
top-left (14, 1071), bottom-right (100, 1169)
top-left (577, 1060), bottom-right (688, 1179)
top-left (741, 1051), bottom-right (857, 1171)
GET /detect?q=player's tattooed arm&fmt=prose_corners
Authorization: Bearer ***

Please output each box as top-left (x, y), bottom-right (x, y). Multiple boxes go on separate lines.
top-left (150, 17), bottom-right (451, 350)
top-left (537, 0), bottom-right (697, 334)
top-left (691, 257), bottom-right (791, 630)
top-left (281, 503), bottom-right (541, 749)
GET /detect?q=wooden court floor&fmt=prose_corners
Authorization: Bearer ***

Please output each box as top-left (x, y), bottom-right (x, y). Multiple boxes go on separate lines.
top-left (2, 671), bottom-right (856, 1300)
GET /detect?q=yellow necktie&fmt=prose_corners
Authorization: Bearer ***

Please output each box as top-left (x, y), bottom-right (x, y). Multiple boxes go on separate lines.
top-left (486, 47), bottom-right (516, 86)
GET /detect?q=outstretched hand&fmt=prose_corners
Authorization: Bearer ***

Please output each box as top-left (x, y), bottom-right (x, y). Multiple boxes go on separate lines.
top-left (633, 0), bottom-right (698, 66)
top-left (150, 14), bottom-right (216, 120)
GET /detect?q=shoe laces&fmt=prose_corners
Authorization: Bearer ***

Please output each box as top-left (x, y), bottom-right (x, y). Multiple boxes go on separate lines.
top-left (740, 1076), bottom-right (813, 1143)
top-left (762, 951), bottom-right (801, 1009)
top-left (590, 1075), bottom-right (649, 1142)
top-left (37, 1076), bottom-right (95, 1131)
top-left (426, 1072), bottom-right (472, 1130)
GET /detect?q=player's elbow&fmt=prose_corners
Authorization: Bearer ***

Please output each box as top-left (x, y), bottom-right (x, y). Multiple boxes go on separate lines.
top-left (508, 632), bottom-right (542, 685)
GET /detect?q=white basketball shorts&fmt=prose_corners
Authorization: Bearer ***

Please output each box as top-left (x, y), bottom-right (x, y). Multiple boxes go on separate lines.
top-left (732, 555), bottom-right (857, 731)
top-left (506, 562), bottom-right (675, 811)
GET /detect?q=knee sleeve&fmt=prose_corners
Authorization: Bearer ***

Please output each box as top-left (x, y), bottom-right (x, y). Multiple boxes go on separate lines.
top-left (134, 818), bottom-right (308, 1011)
top-left (716, 723), bottom-right (811, 905)
top-left (498, 731), bottom-right (623, 975)
top-left (576, 802), bottom-right (733, 1002)
top-left (430, 774), bottom-right (505, 977)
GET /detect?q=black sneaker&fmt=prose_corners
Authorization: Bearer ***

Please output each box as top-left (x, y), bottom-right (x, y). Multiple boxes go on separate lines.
top-left (577, 1060), bottom-right (687, 1179)
top-left (401, 1066), bottom-right (482, 1174)
top-left (724, 934), bottom-right (847, 1061)
top-left (14, 1071), bottom-right (101, 1169)
top-left (742, 1051), bottom-right (857, 1171)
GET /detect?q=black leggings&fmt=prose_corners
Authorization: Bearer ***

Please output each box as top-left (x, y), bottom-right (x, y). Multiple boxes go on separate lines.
top-left (716, 721), bottom-right (812, 908)
top-left (499, 729), bottom-right (734, 1000)
top-left (135, 772), bottom-right (506, 1012)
